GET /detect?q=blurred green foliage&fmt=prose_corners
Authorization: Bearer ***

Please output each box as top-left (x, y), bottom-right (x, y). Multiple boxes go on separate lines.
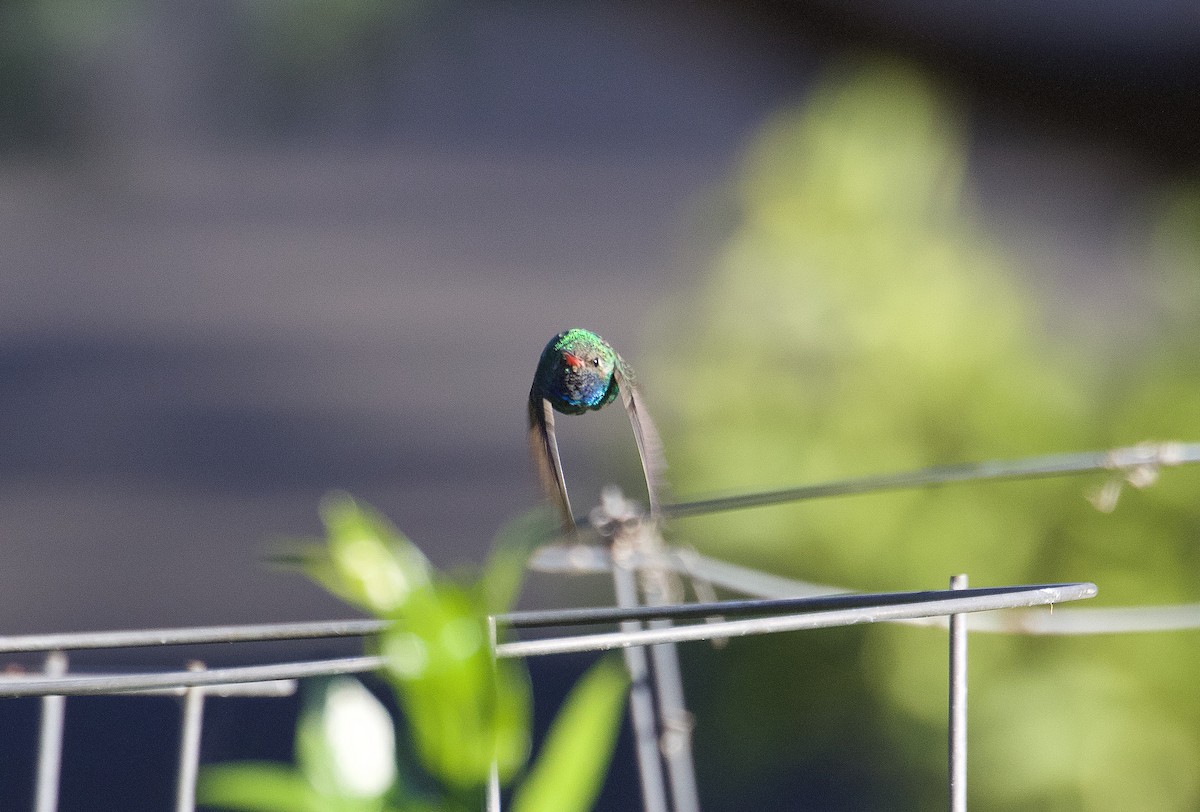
top-left (201, 495), bottom-right (627, 812)
top-left (648, 59), bottom-right (1200, 810)
top-left (509, 658), bottom-right (629, 812)
top-left (313, 494), bottom-right (531, 790)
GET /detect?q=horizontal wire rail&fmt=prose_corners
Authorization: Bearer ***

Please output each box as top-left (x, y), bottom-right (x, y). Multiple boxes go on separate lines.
top-left (0, 441), bottom-right (1195, 699)
top-left (0, 441), bottom-right (1187, 812)
top-left (0, 618), bottom-right (385, 654)
top-left (659, 441), bottom-right (1200, 519)
top-left (501, 584), bottom-right (1091, 629)
top-left (494, 582), bottom-right (1096, 658)
top-left (111, 680), bottom-right (298, 698)
top-left (0, 582), bottom-right (1095, 697)
top-left (534, 439), bottom-right (1200, 638)
top-left (0, 656), bottom-right (385, 698)
top-left (531, 544), bottom-right (1200, 635)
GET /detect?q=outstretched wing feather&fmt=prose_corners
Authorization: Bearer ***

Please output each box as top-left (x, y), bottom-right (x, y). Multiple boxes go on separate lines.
top-left (615, 368), bottom-right (668, 521)
top-left (527, 390), bottom-right (576, 532)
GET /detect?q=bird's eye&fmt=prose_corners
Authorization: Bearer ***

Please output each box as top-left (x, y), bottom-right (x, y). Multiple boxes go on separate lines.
top-left (591, 358), bottom-right (600, 367)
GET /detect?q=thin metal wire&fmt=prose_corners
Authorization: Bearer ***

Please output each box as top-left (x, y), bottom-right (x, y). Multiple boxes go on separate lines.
top-left (175, 663), bottom-right (206, 812)
top-left (668, 553), bottom-right (1200, 636)
top-left (126, 680), bottom-right (298, 698)
top-left (0, 655), bottom-right (385, 698)
top-left (948, 575), bottom-right (967, 812)
top-left (496, 583), bottom-right (1097, 658)
top-left (34, 651), bottom-right (68, 812)
top-left (529, 544), bottom-right (847, 598)
top-left (660, 442), bottom-right (1200, 519)
top-left (0, 618), bottom-right (385, 654)
top-left (0, 582), bottom-right (1101, 699)
top-left (502, 584), bottom-right (1093, 629)
top-left (0, 441), bottom-right (1191, 811)
top-left (530, 545), bottom-right (1200, 635)
top-left (978, 603), bottom-right (1200, 635)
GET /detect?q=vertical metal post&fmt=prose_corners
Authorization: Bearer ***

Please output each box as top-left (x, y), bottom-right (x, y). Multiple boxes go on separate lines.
top-left (175, 662), bottom-right (206, 812)
top-left (612, 557), bottom-right (671, 812)
top-left (487, 614), bottom-right (503, 812)
top-left (636, 523), bottom-right (701, 812)
top-left (646, 628), bottom-right (700, 812)
top-left (948, 574), bottom-right (968, 812)
top-left (486, 760), bottom-right (501, 812)
top-left (34, 650), bottom-right (68, 812)
top-left (600, 483), bottom-right (701, 812)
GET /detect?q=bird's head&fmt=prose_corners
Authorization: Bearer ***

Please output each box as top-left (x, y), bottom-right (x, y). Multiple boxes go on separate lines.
top-left (536, 329), bottom-right (621, 414)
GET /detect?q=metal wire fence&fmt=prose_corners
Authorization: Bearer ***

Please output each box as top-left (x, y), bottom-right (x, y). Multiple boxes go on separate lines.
top-left (2, 441), bottom-right (1198, 811)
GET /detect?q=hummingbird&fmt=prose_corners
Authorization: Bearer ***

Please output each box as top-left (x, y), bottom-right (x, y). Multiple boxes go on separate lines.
top-left (528, 329), bottom-right (666, 533)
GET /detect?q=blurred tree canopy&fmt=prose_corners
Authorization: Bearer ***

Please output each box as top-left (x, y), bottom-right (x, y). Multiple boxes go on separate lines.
top-left (648, 59), bottom-right (1200, 811)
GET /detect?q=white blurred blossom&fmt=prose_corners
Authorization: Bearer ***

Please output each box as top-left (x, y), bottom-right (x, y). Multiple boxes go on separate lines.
top-left (322, 678), bottom-right (396, 797)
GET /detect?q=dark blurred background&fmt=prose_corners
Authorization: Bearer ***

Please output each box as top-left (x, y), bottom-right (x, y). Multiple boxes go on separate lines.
top-left (1, 1), bottom-right (1198, 809)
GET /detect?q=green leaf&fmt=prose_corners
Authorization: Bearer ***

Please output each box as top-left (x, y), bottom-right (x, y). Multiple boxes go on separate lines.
top-left (510, 657), bottom-right (628, 812)
top-left (316, 492), bottom-right (431, 613)
top-left (377, 584), bottom-right (531, 789)
top-left (198, 763), bottom-right (320, 811)
top-left (287, 493), bottom-right (536, 793)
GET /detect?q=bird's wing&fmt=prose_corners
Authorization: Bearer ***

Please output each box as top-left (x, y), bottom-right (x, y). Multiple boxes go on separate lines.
top-left (527, 389), bottom-right (576, 532)
top-left (615, 368), bottom-right (668, 522)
